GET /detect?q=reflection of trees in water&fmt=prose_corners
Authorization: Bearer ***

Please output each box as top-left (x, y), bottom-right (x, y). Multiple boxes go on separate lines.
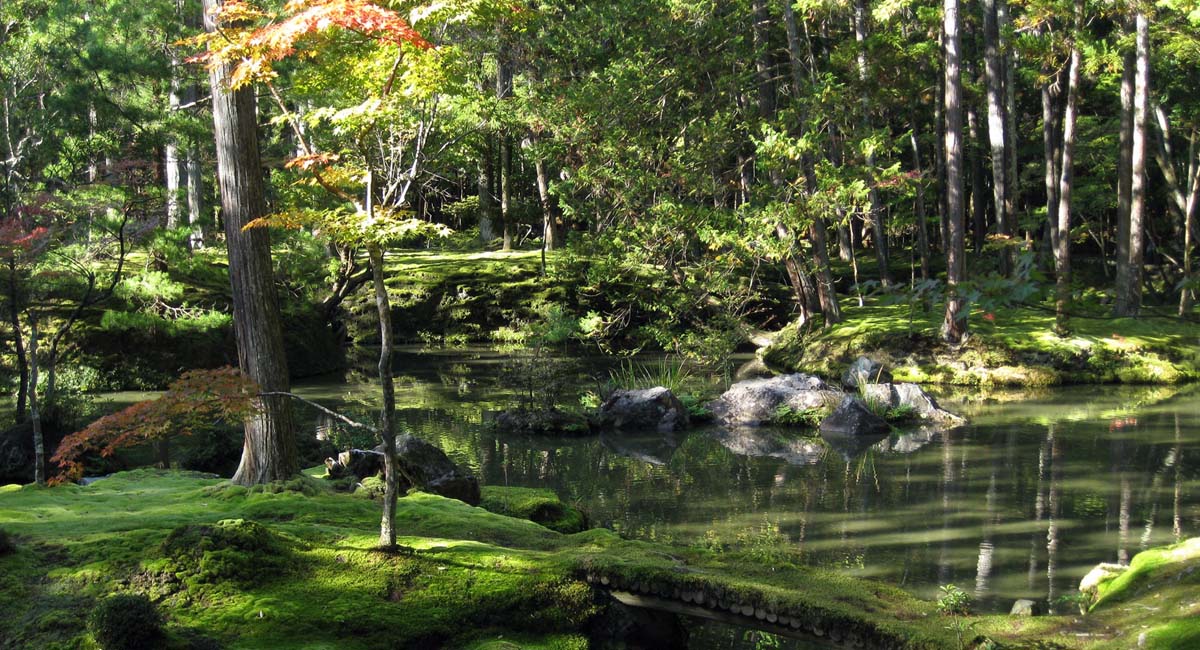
top-left (297, 373), bottom-right (1200, 610)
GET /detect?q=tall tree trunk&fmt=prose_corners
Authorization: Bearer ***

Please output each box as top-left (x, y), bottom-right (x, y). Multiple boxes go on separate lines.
top-left (942, 0), bottom-right (967, 343)
top-left (911, 113), bottom-right (932, 280)
top-left (533, 144), bottom-right (557, 251)
top-left (855, 0), bottom-right (891, 286)
top-left (1115, 13), bottom-right (1149, 316)
top-left (497, 59), bottom-right (513, 252)
top-left (1042, 68), bottom-right (1062, 274)
top-left (204, 0), bottom-right (297, 485)
top-left (1054, 6), bottom-right (1083, 335)
top-left (6, 257), bottom-right (27, 420)
top-left (982, 0), bottom-right (1010, 274)
top-left (29, 315), bottom-right (43, 485)
top-left (182, 81), bottom-right (206, 249)
top-left (1150, 110), bottom-right (1200, 316)
top-left (165, 74), bottom-right (184, 230)
top-left (1115, 49), bottom-right (1135, 308)
top-left (964, 48), bottom-right (987, 256)
top-left (478, 141), bottom-right (494, 243)
top-left (999, 0), bottom-right (1018, 226)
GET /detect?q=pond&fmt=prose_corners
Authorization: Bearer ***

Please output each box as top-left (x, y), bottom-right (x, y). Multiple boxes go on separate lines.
top-left (13, 346), bottom-right (1200, 648)
top-left (290, 347), bottom-right (1200, 630)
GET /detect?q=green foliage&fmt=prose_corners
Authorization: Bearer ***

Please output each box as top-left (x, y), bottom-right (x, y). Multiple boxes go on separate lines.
top-left (87, 594), bottom-right (162, 650)
top-left (771, 405), bottom-right (827, 428)
top-left (936, 584), bottom-right (971, 616)
top-left (606, 357), bottom-right (693, 394)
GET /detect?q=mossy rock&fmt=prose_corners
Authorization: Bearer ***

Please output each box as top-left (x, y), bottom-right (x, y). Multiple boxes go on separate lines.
top-left (161, 519), bottom-right (290, 586)
top-left (88, 593), bottom-right (163, 650)
top-left (479, 487), bottom-right (588, 534)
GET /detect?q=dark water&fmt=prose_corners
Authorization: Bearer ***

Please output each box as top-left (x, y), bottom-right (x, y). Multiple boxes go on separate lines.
top-left (293, 347), bottom-right (1200, 629)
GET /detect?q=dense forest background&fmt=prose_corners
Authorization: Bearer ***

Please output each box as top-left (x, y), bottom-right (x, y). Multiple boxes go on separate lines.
top-left (2, 0), bottom-right (1199, 406)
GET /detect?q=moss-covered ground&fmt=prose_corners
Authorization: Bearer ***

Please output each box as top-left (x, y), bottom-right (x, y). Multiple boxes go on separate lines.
top-left (762, 301), bottom-right (1200, 386)
top-left (3, 470), bottom-right (1197, 650)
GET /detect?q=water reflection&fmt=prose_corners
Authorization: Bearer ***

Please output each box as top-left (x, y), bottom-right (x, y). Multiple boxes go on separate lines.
top-left (289, 349), bottom-right (1200, 624)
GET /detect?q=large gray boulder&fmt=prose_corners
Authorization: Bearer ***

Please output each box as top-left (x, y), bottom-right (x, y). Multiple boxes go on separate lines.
top-left (394, 434), bottom-right (481, 506)
top-left (818, 396), bottom-right (890, 437)
top-left (857, 383), bottom-right (965, 425)
top-left (708, 374), bottom-right (842, 426)
top-left (597, 387), bottom-right (689, 433)
top-left (841, 356), bottom-right (892, 389)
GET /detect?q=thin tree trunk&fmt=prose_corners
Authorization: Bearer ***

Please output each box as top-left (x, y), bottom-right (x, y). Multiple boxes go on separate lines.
top-left (983, 0), bottom-right (1010, 274)
top-left (781, 0), bottom-right (841, 325)
top-left (911, 114), bottom-right (932, 280)
top-left (999, 0), bottom-right (1018, 226)
top-left (1042, 67), bottom-right (1062, 274)
top-left (478, 141), bottom-right (494, 243)
top-left (204, 0), bottom-right (297, 485)
top-left (855, 0), bottom-right (891, 286)
top-left (1054, 6), bottom-right (1083, 335)
top-left (1115, 13), bottom-right (1149, 316)
top-left (29, 315), bottom-right (43, 484)
top-left (182, 81), bottom-right (205, 250)
top-left (1115, 49), bottom-right (1135, 310)
top-left (964, 47), bottom-right (987, 256)
top-left (497, 59), bottom-right (513, 252)
top-left (369, 240), bottom-right (398, 549)
top-left (6, 257), bottom-right (27, 420)
top-left (534, 154), bottom-right (556, 251)
top-left (942, 0), bottom-right (967, 343)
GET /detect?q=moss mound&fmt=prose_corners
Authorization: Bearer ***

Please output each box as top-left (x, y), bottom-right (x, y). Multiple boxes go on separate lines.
top-left (162, 519), bottom-right (290, 586)
top-left (88, 593), bottom-right (163, 650)
top-left (479, 487), bottom-right (588, 534)
top-left (0, 527), bottom-right (13, 556)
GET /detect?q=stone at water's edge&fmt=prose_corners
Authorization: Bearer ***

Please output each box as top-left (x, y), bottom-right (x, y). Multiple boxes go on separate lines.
top-left (818, 396), bottom-right (890, 437)
top-left (708, 374), bottom-right (842, 426)
top-left (325, 435), bottom-right (481, 506)
top-left (1009, 599), bottom-right (1041, 616)
top-left (860, 382), bottom-right (966, 425)
top-left (841, 355), bottom-right (893, 389)
top-left (598, 387), bottom-right (689, 433)
top-left (325, 449), bottom-right (385, 481)
top-left (394, 434), bottom-right (481, 506)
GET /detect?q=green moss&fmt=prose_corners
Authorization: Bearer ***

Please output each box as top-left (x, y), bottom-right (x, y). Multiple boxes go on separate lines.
top-left (458, 632), bottom-right (590, 650)
top-left (762, 301), bottom-right (1200, 386)
top-left (479, 487), bottom-right (588, 534)
top-left (10, 469), bottom-right (1184, 650)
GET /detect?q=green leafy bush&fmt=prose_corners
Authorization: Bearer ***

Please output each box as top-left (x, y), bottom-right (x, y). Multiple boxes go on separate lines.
top-left (87, 594), bottom-right (162, 650)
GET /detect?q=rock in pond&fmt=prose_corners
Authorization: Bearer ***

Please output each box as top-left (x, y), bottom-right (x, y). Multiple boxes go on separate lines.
top-left (859, 382), bottom-right (965, 425)
top-left (394, 434), bottom-right (481, 506)
top-left (1009, 599), bottom-right (1041, 616)
top-left (708, 374), bottom-right (841, 426)
top-left (818, 396), bottom-right (890, 437)
top-left (597, 387), bottom-right (689, 433)
top-left (841, 356), bottom-right (893, 389)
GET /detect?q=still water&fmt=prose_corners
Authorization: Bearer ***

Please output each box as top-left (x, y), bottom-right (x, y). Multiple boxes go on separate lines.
top-left (292, 347), bottom-right (1200, 627)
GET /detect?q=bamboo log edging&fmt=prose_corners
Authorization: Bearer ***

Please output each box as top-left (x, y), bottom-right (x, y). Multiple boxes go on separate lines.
top-left (584, 572), bottom-right (887, 650)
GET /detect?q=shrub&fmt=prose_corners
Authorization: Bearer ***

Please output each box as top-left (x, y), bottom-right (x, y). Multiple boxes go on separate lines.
top-left (0, 528), bottom-right (14, 555)
top-left (87, 594), bottom-right (162, 650)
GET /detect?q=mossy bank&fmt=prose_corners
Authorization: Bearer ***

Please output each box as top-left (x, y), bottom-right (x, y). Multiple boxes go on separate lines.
top-left (762, 302), bottom-right (1200, 386)
top-left (3, 470), bottom-right (1198, 649)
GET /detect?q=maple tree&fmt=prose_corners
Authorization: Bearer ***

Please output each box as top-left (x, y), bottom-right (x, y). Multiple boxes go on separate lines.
top-left (50, 367), bottom-right (260, 485)
top-left (192, 0), bottom-right (437, 548)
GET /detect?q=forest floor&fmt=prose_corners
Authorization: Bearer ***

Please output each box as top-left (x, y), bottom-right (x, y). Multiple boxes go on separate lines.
top-left (1, 470), bottom-right (1197, 649)
top-left (762, 301), bottom-right (1200, 386)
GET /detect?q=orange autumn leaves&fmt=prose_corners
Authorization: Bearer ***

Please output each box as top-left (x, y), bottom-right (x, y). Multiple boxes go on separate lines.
top-left (190, 0), bottom-right (431, 89)
top-left (50, 368), bottom-right (260, 485)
